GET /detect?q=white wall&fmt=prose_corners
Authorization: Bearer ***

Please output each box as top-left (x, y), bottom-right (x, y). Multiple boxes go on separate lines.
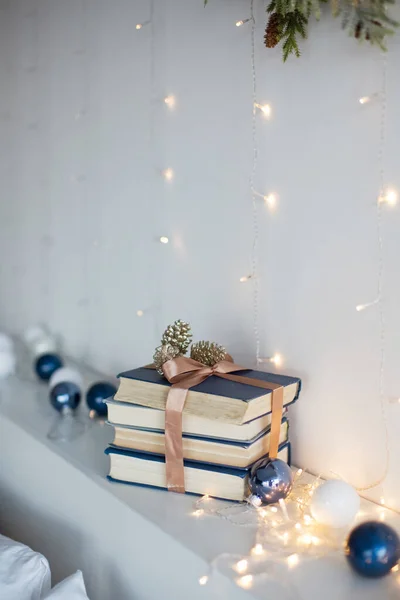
top-left (1, 0), bottom-right (400, 508)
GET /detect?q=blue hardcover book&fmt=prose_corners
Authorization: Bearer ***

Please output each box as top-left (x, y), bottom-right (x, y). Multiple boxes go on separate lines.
top-left (106, 442), bottom-right (291, 501)
top-left (115, 367), bottom-right (301, 425)
top-left (108, 418), bottom-right (289, 468)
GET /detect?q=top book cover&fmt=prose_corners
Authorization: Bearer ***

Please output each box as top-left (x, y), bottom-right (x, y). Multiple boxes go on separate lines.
top-left (115, 366), bottom-right (301, 425)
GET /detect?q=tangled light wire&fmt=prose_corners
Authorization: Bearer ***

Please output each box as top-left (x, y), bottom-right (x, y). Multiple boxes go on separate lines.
top-left (193, 470), bottom-right (343, 596)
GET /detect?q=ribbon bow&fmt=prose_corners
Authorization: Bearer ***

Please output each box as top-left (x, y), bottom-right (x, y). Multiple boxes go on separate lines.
top-left (161, 356), bottom-right (285, 493)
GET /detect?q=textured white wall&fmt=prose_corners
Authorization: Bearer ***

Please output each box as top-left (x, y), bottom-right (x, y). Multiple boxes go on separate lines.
top-left (1, 0), bottom-right (400, 508)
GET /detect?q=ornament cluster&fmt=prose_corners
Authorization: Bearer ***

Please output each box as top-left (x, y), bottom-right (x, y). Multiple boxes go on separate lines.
top-left (153, 319), bottom-right (228, 374)
top-left (24, 325), bottom-right (117, 421)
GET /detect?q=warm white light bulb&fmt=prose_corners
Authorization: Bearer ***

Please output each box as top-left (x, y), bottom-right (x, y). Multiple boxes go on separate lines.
top-left (380, 497), bottom-right (385, 505)
top-left (159, 236), bottom-right (169, 244)
top-left (136, 310), bottom-right (144, 317)
top-left (380, 189), bottom-right (398, 206)
top-left (164, 95), bottom-right (176, 108)
top-left (136, 23), bottom-right (143, 30)
top-left (264, 193), bottom-right (277, 209)
top-left (240, 275), bottom-right (252, 283)
top-left (237, 575), bottom-right (253, 589)
top-left (255, 103), bottom-right (271, 119)
top-left (359, 96), bottom-right (370, 105)
top-left (198, 576), bottom-right (208, 586)
top-left (356, 298), bottom-right (379, 312)
top-left (162, 168), bottom-right (174, 181)
top-left (235, 559), bottom-right (248, 574)
top-left (236, 18), bottom-right (250, 26)
top-left (287, 554), bottom-right (299, 568)
top-left (251, 543), bottom-right (264, 556)
top-left (271, 353), bottom-right (282, 367)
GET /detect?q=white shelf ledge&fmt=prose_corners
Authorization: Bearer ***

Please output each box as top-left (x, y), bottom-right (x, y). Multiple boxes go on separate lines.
top-left (0, 374), bottom-right (399, 600)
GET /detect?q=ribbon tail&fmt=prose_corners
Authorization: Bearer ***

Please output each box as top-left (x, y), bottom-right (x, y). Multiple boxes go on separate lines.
top-left (164, 386), bottom-right (188, 493)
top-left (268, 386), bottom-right (284, 459)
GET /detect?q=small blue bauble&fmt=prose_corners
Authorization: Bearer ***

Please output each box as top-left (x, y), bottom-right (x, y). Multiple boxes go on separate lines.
top-left (35, 353), bottom-right (63, 381)
top-left (346, 521), bottom-right (400, 578)
top-left (249, 457), bottom-right (293, 505)
top-left (50, 382), bottom-right (81, 412)
top-left (86, 381), bottom-right (116, 416)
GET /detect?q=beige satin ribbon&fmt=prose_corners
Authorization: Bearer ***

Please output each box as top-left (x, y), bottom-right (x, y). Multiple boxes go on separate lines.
top-left (160, 356), bottom-right (285, 493)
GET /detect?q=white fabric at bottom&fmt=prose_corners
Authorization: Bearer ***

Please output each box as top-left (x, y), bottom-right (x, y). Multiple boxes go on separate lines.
top-left (43, 571), bottom-right (89, 600)
top-left (0, 533), bottom-right (51, 600)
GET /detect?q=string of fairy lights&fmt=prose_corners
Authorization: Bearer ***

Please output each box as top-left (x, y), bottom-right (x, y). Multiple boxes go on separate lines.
top-left (136, 2), bottom-right (398, 500)
top-left (136, 1), bottom-right (280, 368)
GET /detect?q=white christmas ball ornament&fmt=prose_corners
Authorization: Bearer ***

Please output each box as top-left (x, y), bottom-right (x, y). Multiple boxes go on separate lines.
top-left (0, 333), bottom-right (14, 353)
top-left (0, 351), bottom-right (16, 379)
top-left (310, 480), bottom-right (360, 528)
top-left (49, 367), bottom-right (83, 391)
top-left (33, 337), bottom-right (57, 356)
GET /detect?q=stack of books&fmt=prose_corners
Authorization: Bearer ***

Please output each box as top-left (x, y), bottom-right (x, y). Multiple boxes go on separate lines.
top-left (106, 367), bottom-right (301, 501)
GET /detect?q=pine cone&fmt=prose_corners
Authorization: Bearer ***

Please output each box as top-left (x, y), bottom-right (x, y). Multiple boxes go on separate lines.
top-left (153, 344), bottom-right (181, 375)
top-left (190, 341), bottom-right (227, 367)
top-left (161, 319), bottom-right (192, 354)
top-left (265, 13), bottom-right (282, 48)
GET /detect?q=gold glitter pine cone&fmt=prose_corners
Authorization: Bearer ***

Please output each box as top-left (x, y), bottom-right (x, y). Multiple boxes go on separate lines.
top-left (190, 341), bottom-right (227, 367)
top-left (153, 344), bottom-right (181, 375)
top-left (161, 319), bottom-right (192, 355)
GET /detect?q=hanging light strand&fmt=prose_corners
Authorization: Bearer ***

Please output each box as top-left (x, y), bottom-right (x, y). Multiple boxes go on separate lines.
top-left (357, 53), bottom-right (390, 493)
top-left (249, 0), bottom-right (260, 364)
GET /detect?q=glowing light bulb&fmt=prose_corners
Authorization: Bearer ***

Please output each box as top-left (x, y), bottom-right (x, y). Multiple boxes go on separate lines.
top-left (251, 543), bottom-right (264, 556)
top-left (303, 515), bottom-right (312, 525)
top-left (359, 96), bottom-right (370, 105)
top-left (300, 534), bottom-right (313, 545)
top-left (236, 18), bottom-right (250, 27)
top-left (249, 495), bottom-right (262, 507)
top-left (356, 298), bottom-right (379, 312)
top-left (202, 494), bottom-right (210, 501)
top-left (235, 559), bottom-right (248, 574)
top-left (240, 275), bottom-right (252, 283)
top-left (391, 565), bottom-right (399, 573)
top-left (287, 554), bottom-right (299, 568)
top-left (199, 575), bottom-right (208, 585)
top-left (295, 523), bottom-right (302, 530)
top-left (264, 193), bottom-right (277, 209)
top-left (164, 95), bottom-right (176, 108)
top-left (379, 189), bottom-right (398, 206)
top-left (270, 353), bottom-right (283, 367)
top-left (162, 168), bottom-right (174, 181)
top-left (270, 506), bottom-right (278, 513)
top-left (380, 497), bottom-right (385, 505)
top-left (136, 21), bottom-right (149, 30)
top-left (136, 310), bottom-right (144, 317)
top-left (159, 236), bottom-right (169, 244)
top-left (237, 575), bottom-right (253, 589)
top-left (192, 509), bottom-right (204, 517)
top-left (254, 103), bottom-right (271, 119)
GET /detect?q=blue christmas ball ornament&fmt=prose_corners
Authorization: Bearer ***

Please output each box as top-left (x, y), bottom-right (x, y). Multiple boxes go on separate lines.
top-left (35, 353), bottom-right (63, 381)
top-left (346, 521), bottom-right (400, 578)
top-left (50, 382), bottom-right (81, 412)
top-left (86, 381), bottom-right (116, 416)
top-left (249, 457), bottom-right (293, 505)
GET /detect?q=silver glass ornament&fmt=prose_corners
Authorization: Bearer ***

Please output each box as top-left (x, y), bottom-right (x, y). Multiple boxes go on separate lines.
top-left (249, 457), bottom-right (293, 505)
